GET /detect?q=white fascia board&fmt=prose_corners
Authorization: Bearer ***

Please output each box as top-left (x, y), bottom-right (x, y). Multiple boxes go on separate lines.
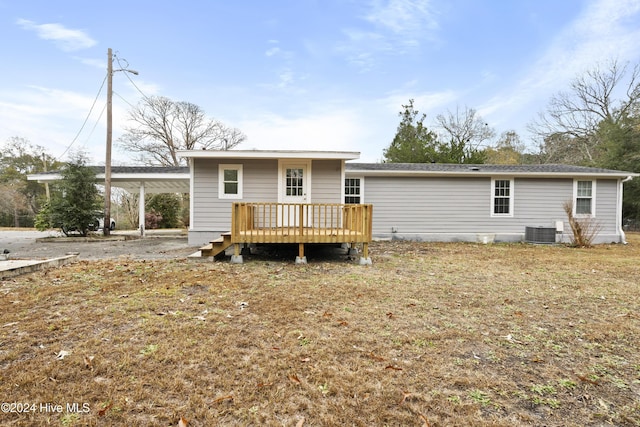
top-left (345, 169), bottom-right (638, 179)
top-left (106, 172), bottom-right (189, 180)
top-left (177, 150), bottom-right (360, 160)
top-left (27, 173), bottom-right (62, 182)
top-left (28, 172), bottom-right (190, 182)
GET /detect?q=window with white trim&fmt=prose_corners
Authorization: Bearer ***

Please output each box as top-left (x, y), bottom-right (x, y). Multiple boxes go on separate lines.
top-left (491, 178), bottom-right (513, 216)
top-left (345, 177), bottom-right (362, 204)
top-left (574, 180), bottom-right (595, 216)
top-left (218, 164), bottom-right (243, 199)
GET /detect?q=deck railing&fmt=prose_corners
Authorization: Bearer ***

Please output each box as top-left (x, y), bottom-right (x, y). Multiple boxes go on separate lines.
top-left (231, 202), bottom-right (373, 244)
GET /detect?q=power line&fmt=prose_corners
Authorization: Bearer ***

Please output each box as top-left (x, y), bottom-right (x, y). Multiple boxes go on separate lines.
top-left (114, 53), bottom-right (150, 102)
top-left (113, 90), bottom-right (136, 108)
top-left (82, 102), bottom-right (107, 146)
top-left (58, 73), bottom-right (108, 160)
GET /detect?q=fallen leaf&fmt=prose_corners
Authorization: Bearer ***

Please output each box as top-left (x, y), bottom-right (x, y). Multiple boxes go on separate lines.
top-left (98, 402), bottom-right (113, 417)
top-left (385, 365), bottom-right (402, 371)
top-left (386, 312), bottom-right (394, 319)
top-left (369, 352), bottom-right (385, 362)
top-left (178, 417), bottom-right (188, 427)
top-left (289, 374), bottom-right (301, 384)
top-left (257, 382), bottom-right (273, 387)
top-left (576, 374), bottom-right (599, 385)
top-left (213, 395), bottom-right (233, 404)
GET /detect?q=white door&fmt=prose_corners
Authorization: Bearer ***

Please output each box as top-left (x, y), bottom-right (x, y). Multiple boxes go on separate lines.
top-left (279, 161), bottom-right (310, 226)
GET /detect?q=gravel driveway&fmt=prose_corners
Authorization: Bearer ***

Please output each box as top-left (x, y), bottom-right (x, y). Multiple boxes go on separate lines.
top-left (0, 230), bottom-right (199, 261)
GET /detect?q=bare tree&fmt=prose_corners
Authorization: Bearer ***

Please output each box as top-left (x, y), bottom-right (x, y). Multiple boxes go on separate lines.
top-left (118, 96), bottom-right (247, 166)
top-left (435, 106), bottom-right (495, 151)
top-left (485, 130), bottom-right (525, 164)
top-left (529, 59), bottom-right (640, 164)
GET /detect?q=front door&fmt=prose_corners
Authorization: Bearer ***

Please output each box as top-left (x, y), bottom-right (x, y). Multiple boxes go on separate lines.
top-left (279, 161), bottom-right (310, 226)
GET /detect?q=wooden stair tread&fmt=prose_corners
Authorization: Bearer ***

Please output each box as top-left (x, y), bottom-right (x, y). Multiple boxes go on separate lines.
top-left (199, 232), bottom-right (232, 257)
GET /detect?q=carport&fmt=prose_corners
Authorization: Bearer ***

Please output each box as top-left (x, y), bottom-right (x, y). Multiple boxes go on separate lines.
top-left (28, 166), bottom-right (190, 237)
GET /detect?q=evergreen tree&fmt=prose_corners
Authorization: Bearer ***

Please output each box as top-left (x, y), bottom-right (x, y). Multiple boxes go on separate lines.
top-left (383, 100), bottom-right (439, 163)
top-left (35, 154), bottom-right (102, 236)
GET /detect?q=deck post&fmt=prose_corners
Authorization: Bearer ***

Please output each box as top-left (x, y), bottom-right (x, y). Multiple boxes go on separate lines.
top-left (295, 242), bottom-right (307, 264)
top-left (231, 243), bottom-right (243, 264)
top-left (359, 242), bottom-right (372, 265)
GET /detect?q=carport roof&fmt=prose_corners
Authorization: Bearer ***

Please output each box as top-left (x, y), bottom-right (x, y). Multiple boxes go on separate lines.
top-left (28, 166), bottom-right (190, 194)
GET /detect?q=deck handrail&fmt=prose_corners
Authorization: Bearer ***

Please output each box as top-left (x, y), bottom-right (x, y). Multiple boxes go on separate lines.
top-left (231, 202), bottom-right (373, 244)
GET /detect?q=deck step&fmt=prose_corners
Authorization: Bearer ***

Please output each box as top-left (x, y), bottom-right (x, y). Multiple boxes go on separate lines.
top-left (199, 233), bottom-right (232, 257)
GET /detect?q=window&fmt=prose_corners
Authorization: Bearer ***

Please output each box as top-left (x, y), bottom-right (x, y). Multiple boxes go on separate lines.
top-left (286, 168), bottom-right (304, 196)
top-left (574, 180), bottom-right (595, 215)
top-left (345, 177), bottom-right (362, 204)
top-left (491, 178), bottom-right (513, 216)
top-left (218, 164), bottom-right (243, 199)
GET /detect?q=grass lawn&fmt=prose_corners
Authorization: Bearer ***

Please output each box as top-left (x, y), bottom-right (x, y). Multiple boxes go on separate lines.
top-left (1, 235), bottom-right (639, 426)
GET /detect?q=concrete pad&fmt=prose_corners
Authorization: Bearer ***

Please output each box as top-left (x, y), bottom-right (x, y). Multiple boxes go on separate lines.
top-left (0, 254), bottom-right (78, 280)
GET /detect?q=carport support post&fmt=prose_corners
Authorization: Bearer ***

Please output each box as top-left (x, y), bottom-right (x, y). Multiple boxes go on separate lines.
top-left (138, 182), bottom-right (145, 237)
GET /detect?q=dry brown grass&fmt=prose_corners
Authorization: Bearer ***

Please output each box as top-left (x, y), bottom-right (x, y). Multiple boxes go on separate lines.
top-left (1, 235), bottom-right (640, 426)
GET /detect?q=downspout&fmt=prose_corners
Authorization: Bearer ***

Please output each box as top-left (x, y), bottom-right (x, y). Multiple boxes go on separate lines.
top-left (618, 176), bottom-right (634, 244)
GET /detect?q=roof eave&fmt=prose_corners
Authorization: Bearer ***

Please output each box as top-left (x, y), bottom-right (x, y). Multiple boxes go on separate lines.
top-left (345, 169), bottom-right (638, 179)
top-left (178, 150), bottom-right (360, 160)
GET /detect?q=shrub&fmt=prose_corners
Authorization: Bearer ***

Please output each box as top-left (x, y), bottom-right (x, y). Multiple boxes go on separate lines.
top-left (562, 200), bottom-right (602, 247)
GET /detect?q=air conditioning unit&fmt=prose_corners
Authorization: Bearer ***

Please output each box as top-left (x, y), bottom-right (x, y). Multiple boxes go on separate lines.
top-left (524, 226), bottom-right (556, 244)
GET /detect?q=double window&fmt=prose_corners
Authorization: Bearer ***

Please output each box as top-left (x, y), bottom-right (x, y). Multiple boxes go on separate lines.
top-left (491, 178), bottom-right (513, 217)
top-left (574, 180), bottom-right (595, 216)
top-left (218, 164), bottom-right (243, 199)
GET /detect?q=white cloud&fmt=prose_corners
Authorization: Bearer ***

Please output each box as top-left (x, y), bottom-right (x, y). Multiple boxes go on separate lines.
top-left (337, 0), bottom-right (439, 70)
top-left (477, 0), bottom-right (640, 137)
top-left (16, 19), bottom-right (96, 51)
top-left (365, 0), bottom-right (438, 36)
top-left (238, 110), bottom-right (363, 152)
top-left (0, 84), bottom-right (136, 163)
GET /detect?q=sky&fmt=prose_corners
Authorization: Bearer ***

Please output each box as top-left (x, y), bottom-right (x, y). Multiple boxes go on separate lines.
top-left (1, 0), bottom-right (639, 165)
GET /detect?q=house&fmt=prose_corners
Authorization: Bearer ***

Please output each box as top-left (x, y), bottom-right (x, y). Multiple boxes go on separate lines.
top-left (178, 150), bottom-right (637, 257)
top-left (29, 150), bottom-right (637, 262)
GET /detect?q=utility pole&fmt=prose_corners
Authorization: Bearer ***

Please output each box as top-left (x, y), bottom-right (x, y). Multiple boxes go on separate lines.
top-left (104, 49), bottom-right (138, 236)
top-left (104, 47), bottom-right (113, 236)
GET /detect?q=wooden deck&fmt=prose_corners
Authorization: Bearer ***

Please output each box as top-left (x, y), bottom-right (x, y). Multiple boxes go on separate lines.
top-left (226, 202), bottom-right (373, 262)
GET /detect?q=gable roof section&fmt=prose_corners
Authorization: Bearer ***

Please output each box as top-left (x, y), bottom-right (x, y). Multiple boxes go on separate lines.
top-left (346, 163), bottom-right (638, 179)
